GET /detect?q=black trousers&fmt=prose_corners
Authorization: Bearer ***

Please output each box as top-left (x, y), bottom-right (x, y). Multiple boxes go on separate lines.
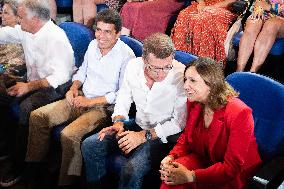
top-left (0, 81), bottom-right (71, 167)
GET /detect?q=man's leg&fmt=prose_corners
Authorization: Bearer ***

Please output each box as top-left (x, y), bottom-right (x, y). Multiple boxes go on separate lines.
top-left (58, 107), bottom-right (111, 186)
top-left (118, 141), bottom-right (151, 189)
top-left (0, 87), bottom-right (64, 187)
top-left (81, 133), bottom-right (118, 188)
top-left (119, 139), bottom-right (173, 189)
top-left (26, 98), bottom-right (79, 162)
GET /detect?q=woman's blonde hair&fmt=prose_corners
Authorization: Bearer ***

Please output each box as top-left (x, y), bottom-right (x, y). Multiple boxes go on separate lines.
top-left (185, 57), bottom-right (239, 110)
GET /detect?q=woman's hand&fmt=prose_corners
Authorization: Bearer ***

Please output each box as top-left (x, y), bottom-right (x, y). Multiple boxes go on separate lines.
top-left (251, 0), bottom-right (270, 20)
top-left (251, 5), bottom-right (265, 20)
top-left (160, 155), bottom-right (174, 168)
top-left (160, 161), bottom-right (195, 185)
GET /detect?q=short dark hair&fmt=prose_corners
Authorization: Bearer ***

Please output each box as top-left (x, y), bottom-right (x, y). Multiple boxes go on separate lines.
top-left (95, 9), bottom-right (122, 33)
top-left (142, 33), bottom-right (175, 60)
top-left (185, 57), bottom-right (239, 110)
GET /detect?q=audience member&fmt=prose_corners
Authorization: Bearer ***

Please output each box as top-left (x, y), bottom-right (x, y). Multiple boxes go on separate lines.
top-left (0, 0), bottom-right (25, 163)
top-left (0, 0), bottom-right (25, 83)
top-left (160, 58), bottom-right (262, 189)
top-left (73, 0), bottom-right (123, 28)
top-left (81, 33), bottom-right (187, 189)
top-left (26, 9), bottom-right (135, 187)
top-left (0, 0), bottom-right (74, 187)
top-left (120, 0), bottom-right (184, 41)
top-left (171, 0), bottom-right (237, 65)
top-left (237, 0), bottom-right (284, 72)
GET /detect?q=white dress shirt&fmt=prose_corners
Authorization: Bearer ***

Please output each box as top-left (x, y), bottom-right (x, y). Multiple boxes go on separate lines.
top-left (112, 57), bottom-right (187, 143)
top-left (0, 20), bottom-right (75, 88)
top-left (72, 39), bottom-right (135, 104)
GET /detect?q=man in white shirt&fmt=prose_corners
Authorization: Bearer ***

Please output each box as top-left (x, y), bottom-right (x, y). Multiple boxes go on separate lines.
top-left (81, 33), bottom-right (187, 189)
top-left (0, 0), bottom-right (74, 187)
top-left (25, 9), bottom-right (135, 188)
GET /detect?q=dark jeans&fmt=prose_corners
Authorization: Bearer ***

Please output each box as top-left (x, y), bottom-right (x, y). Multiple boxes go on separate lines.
top-left (0, 82), bottom-right (70, 167)
top-left (81, 122), bottom-right (173, 189)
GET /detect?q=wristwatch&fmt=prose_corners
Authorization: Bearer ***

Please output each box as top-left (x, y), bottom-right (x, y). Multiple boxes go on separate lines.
top-left (145, 130), bottom-right (152, 141)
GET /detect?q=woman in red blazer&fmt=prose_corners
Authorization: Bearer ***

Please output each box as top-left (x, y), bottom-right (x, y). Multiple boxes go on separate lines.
top-left (160, 58), bottom-right (262, 189)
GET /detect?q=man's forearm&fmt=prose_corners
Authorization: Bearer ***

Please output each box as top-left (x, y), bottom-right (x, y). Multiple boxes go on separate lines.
top-left (89, 96), bottom-right (108, 106)
top-left (27, 79), bottom-right (50, 92)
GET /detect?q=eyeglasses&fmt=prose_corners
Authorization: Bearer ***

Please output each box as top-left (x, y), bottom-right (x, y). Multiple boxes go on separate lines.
top-left (144, 60), bottom-right (173, 73)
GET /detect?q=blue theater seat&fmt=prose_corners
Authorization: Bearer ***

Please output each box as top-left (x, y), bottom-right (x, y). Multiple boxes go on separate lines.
top-left (232, 31), bottom-right (284, 56)
top-left (59, 22), bottom-right (95, 67)
top-left (226, 72), bottom-right (284, 188)
top-left (174, 50), bottom-right (198, 65)
top-left (56, 0), bottom-right (108, 16)
top-left (120, 35), bottom-right (143, 57)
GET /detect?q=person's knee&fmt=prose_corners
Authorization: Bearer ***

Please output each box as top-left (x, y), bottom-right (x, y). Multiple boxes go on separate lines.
top-left (244, 20), bottom-right (262, 36)
top-left (122, 158), bottom-right (150, 178)
top-left (81, 134), bottom-right (100, 157)
top-left (60, 126), bottom-right (78, 146)
top-left (29, 110), bottom-right (46, 127)
top-left (263, 18), bottom-right (281, 33)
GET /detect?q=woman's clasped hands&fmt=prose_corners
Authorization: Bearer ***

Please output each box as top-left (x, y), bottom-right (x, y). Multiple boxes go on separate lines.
top-left (160, 155), bottom-right (195, 185)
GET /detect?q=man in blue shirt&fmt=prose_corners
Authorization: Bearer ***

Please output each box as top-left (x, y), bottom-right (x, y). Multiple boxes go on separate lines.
top-left (25, 9), bottom-right (135, 188)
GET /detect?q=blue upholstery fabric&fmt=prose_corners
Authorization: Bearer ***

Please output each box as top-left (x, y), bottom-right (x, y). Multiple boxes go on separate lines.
top-left (56, 0), bottom-right (108, 12)
top-left (56, 0), bottom-right (72, 8)
top-left (120, 35), bottom-right (143, 57)
top-left (174, 50), bottom-right (198, 65)
top-left (59, 22), bottom-right (94, 68)
top-left (226, 72), bottom-right (284, 161)
top-left (232, 31), bottom-right (284, 56)
top-left (97, 4), bottom-right (109, 13)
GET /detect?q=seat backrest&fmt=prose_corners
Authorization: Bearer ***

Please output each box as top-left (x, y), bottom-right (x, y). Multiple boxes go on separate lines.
top-left (174, 50), bottom-right (198, 66)
top-left (56, 0), bottom-right (72, 8)
top-left (226, 72), bottom-right (284, 162)
top-left (120, 35), bottom-right (143, 57)
top-left (59, 22), bottom-right (95, 68)
top-left (97, 4), bottom-right (109, 13)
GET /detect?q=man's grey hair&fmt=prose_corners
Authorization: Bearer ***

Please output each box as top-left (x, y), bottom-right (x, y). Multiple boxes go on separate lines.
top-left (142, 33), bottom-right (175, 60)
top-left (4, 0), bottom-right (18, 15)
top-left (19, 0), bottom-right (50, 21)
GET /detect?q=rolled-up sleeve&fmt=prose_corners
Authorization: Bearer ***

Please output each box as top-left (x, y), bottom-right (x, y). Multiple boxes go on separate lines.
top-left (109, 50), bottom-right (136, 104)
top-left (112, 62), bottom-right (134, 121)
top-left (154, 74), bottom-right (187, 143)
top-left (154, 90), bottom-right (187, 143)
top-left (46, 38), bottom-right (74, 88)
top-left (72, 50), bottom-right (88, 84)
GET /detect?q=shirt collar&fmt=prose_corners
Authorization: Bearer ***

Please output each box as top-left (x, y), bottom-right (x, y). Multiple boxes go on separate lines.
top-left (95, 38), bottom-right (122, 57)
top-left (33, 19), bottom-right (52, 38)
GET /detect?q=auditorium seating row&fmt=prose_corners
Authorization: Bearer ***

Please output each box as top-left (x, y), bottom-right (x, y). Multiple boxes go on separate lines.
top-left (55, 22), bottom-right (284, 189)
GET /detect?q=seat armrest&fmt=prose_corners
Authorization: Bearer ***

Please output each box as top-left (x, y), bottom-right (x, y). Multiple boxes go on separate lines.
top-left (166, 132), bottom-right (182, 144)
top-left (251, 156), bottom-right (284, 189)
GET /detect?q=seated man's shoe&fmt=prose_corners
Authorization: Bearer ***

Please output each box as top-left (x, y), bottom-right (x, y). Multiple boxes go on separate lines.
top-left (0, 166), bottom-right (22, 187)
top-left (0, 154), bottom-right (9, 161)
